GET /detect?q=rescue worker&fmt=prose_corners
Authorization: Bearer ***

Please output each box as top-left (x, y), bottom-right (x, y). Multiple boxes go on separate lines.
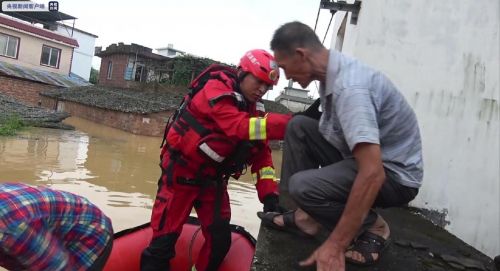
top-left (141, 49), bottom-right (292, 271)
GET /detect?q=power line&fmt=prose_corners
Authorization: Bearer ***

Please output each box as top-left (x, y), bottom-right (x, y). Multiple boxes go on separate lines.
top-left (313, 0), bottom-right (334, 97)
top-left (322, 12), bottom-right (334, 44)
top-left (56, 12), bottom-right (72, 37)
top-left (313, 0), bottom-right (322, 31)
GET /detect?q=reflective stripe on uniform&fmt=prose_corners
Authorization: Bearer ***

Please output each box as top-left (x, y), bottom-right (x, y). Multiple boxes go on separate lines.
top-left (234, 92), bottom-right (245, 102)
top-left (258, 166), bottom-right (276, 181)
top-left (249, 117), bottom-right (267, 140)
top-left (199, 143), bottom-right (225, 163)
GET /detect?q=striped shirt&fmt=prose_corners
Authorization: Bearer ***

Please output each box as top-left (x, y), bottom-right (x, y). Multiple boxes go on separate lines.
top-left (0, 183), bottom-right (113, 271)
top-left (319, 50), bottom-right (423, 188)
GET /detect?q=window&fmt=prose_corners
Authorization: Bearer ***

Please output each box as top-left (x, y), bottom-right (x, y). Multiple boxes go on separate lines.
top-left (134, 65), bottom-right (144, 82)
top-left (107, 61), bottom-right (113, 79)
top-left (40, 45), bottom-right (61, 68)
top-left (0, 33), bottom-right (19, 58)
top-left (124, 59), bottom-right (134, 80)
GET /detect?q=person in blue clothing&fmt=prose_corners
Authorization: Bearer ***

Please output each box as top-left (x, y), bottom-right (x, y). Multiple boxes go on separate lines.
top-left (258, 21), bottom-right (423, 271)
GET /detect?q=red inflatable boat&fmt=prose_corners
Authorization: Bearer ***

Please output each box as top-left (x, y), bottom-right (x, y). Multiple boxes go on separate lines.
top-left (103, 217), bottom-right (256, 271)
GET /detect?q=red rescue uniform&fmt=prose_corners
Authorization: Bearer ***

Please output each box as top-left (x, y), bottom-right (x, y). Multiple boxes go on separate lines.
top-left (141, 65), bottom-right (291, 271)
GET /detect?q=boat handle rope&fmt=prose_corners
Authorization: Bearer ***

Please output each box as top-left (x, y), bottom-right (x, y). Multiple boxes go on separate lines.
top-left (188, 226), bottom-right (203, 271)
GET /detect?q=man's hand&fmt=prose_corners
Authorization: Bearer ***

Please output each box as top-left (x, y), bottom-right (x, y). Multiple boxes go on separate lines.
top-left (263, 194), bottom-right (284, 213)
top-left (299, 239), bottom-right (346, 271)
top-left (299, 143), bottom-right (385, 270)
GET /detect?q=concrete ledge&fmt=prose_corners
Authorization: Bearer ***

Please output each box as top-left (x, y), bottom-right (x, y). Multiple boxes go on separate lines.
top-left (252, 208), bottom-right (496, 271)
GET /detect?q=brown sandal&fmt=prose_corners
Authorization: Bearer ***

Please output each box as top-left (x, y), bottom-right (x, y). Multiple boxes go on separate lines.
top-left (257, 210), bottom-right (314, 238)
top-left (345, 231), bottom-right (390, 266)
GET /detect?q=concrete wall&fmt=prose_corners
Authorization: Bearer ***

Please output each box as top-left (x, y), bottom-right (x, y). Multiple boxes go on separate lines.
top-left (0, 75), bottom-right (59, 105)
top-left (286, 88), bottom-right (309, 98)
top-left (331, 0), bottom-right (499, 257)
top-left (0, 26), bottom-right (73, 75)
top-left (55, 26), bottom-right (96, 80)
top-left (157, 48), bottom-right (184, 57)
top-left (40, 96), bottom-right (171, 137)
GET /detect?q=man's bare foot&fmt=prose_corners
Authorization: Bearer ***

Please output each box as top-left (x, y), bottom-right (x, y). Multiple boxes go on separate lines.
top-left (272, 208), bottom-right (321, 236)
top-left (345, 215), bottom-right (390, 264)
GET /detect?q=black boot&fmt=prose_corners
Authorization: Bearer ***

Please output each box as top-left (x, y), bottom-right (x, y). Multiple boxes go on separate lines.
top-left (140, 233), bottom-right (179, 271)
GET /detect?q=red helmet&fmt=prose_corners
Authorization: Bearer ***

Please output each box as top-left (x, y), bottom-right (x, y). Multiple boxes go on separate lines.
top-left (239, 49), bottom-right (280, 85)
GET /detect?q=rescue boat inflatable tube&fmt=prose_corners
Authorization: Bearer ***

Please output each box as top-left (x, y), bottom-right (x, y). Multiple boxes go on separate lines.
top-left (103, 217), bottom-right (256, 271)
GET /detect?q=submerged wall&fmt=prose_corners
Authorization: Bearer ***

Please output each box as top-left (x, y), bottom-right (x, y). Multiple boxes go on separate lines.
top-left (41, 96), bottom-right (171, 137)
top-left (0, 75), bottom-right (58, 106)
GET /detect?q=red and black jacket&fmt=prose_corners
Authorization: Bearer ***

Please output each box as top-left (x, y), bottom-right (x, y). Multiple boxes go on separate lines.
top-left (161, 64), bottom-right (291, 201)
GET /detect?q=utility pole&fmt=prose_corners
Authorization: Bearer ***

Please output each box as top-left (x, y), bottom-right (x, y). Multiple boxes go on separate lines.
top-left (319, 0), bottom-right (362, 25)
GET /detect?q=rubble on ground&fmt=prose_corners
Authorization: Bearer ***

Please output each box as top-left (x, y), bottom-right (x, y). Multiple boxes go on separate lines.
top-left (40, 86), bottom-right (291, 114)
top-left (41, 86), bottom-right (184, 114)
top-left (0, 93), bottom-right (72, 130)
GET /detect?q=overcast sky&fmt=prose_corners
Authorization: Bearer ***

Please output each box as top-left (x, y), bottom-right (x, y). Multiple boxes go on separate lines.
top-left (59, 0), bottom-right (337, 99)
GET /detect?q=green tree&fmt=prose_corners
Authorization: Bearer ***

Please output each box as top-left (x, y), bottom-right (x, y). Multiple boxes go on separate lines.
top-left (170, 58), bottom-right (194, 86)
top-left (89, 68), bottom-right (99, 84)
top-left (170, 55), bottom-right (229, 86)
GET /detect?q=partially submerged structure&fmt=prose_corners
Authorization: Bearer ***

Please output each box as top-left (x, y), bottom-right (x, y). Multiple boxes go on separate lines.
top-left (0, 11), bottom-right (94, 106)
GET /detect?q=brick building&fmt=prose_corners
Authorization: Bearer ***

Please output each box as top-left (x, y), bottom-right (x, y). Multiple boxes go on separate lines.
top-left (95, 43), bottom-right (171, 89)
top-left (0, 14), bottom-right (89, 105)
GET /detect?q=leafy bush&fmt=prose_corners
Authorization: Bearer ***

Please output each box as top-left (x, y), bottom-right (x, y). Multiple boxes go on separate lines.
top-left (90, 68), bottom-right (99, 84)
top-left (0, 116), bottom-right (25, 136)
top-left (169, 55), bottom-right (230, 86)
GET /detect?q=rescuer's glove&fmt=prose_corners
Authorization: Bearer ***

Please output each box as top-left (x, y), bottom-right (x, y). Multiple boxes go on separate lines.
top-left (263, 194), bottom-right (286, 213)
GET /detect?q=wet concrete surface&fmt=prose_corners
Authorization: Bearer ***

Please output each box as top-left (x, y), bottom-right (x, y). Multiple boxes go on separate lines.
top-left (253, 207), bottom-right (497, 271)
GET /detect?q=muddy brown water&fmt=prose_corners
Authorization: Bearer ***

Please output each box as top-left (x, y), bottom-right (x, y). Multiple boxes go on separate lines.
top-left (0, 117), bottom-right (283, 236)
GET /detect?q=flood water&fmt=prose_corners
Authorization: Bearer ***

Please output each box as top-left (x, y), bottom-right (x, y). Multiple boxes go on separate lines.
top-left (0, 117), bottom-right (283, 236)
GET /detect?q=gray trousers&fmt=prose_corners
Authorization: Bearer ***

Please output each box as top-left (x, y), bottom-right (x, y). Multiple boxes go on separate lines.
top-left (279, 116), bottom-right (418, 232)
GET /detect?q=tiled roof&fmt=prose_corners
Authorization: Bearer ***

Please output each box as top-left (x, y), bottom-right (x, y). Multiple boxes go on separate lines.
top-left (0, 16), bottom-right (78, 47)
top-left (0, 61), bottom-right (90, 87)
top-left (96, 43), bottom-right (167, 60)
top-left (40, 86), bottom-right (182, 114)
top-left (40, 85), bottom-right (292, 114)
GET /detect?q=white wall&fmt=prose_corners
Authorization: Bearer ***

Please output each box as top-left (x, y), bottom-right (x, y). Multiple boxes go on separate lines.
top-left (156, 48), bottom-right (184, 58)
top-left (286, 88), bottom-right (310, 98)
top-left (331, 0), bottom-right (499, 257)
top-left (55, 26), bottom-right (97, 80)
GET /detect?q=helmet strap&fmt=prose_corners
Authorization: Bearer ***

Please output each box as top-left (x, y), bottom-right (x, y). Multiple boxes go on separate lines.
top-left (235, 71), bottom-right (248, 93)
